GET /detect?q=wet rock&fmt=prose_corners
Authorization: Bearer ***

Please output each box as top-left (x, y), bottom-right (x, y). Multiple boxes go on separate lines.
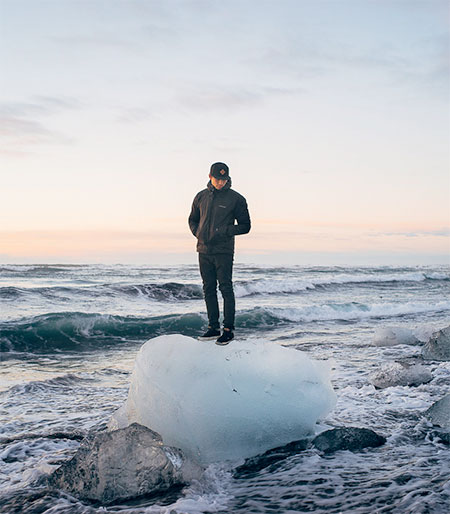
top-left (424, 394), bottom-right (450, 430)
top-left (312, 427), bottom-right (386, 453)
top-left (373, 327), bottom-right (419, 347)
top-left (49, 423), bottom-right (192, 504)
top-left (369, 361), bottom-right (432, 389)
top-left (234, 439), bottom-right (309, 478)
top-left (234, 426), bottom-right (387, 475)
top-left (431, 431), bottom-right (450, 445)
top-left (422, 326), bottom-right (450, 361)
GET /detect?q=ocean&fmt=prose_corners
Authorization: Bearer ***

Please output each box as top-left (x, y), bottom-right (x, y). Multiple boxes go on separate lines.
top-left (0, 263), bottom-right (449, 513)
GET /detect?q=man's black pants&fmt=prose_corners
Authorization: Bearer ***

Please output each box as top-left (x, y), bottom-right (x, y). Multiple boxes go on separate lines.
top-left (198, 253), bottom-right (235, 330)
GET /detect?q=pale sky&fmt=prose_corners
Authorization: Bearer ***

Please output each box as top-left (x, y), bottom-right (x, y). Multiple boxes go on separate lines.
top-left (1, 0), bottom-right (449, 264)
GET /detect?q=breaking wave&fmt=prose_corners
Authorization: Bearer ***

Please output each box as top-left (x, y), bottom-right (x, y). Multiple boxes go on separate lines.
top-left (1, 271), bottom-right (448, 303)
top-left (2, 299), bottom-right (449, 354)
top-left (5, 374), bottom-right (94, 394)
top-left (234, 272), bottom-right (449, 297)
top-left (111, 282), bottom-right (202, 300)
top-left (0, 264), bottom-right (83, 274)
top-left (261, 300), bottom-right (450, 323)
top-left (0, 282), bottom-right (203, 301)
top-left (0, 311), bottom-right (205, 353)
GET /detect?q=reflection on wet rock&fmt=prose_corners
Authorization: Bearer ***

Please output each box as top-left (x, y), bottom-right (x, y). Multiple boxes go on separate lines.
top-left (312, 427), bottom-right (386, 453)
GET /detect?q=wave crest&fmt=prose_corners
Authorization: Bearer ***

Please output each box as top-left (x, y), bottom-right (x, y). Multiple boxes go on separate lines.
top-left (234, 272), bottom-right (449, 297)
top-left (2, 299), bottom-right (449, 354)
top-left (0, 311), bottom-right (205, 353)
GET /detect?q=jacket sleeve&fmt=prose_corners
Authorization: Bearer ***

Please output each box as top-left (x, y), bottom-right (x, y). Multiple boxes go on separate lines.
top-left (229, 196), bottom-right (251, 236)
top-left (188, 195), bottom-right (200, 237)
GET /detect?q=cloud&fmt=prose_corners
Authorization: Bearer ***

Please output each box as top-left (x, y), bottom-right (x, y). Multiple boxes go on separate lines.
top-left (0, 96), bottom-right (79, 152)
top-left (179, 87), bottom-right (261, 111)
top-left (250, 28), bottom-right (449, 95)
top-left (177, 84), bottom-right (303, 112)
top-left (0, 114), bottom-right (70, 150)
top-left (52, 34), bottom-right (136, 51)
top-left (141, 23), bottom-right (176, 40)
top-left (0, 116), bottom-right (51, 137)
top-left (0, 96), bottom-right (80, 117)
top-left (116, 107), bottom-right (159, 123)
top-left (369, 227), bottom-right (450, 238)
top-left (258, 43), bottom-right (384, 78)
top-left (115, 84), bottom-right (303, 123)
top-left (415, 33), bottom-right (450, 91)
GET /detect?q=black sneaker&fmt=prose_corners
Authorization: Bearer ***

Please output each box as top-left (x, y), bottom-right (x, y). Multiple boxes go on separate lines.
top-left (216, 330), bottom-right (234, 345)
top-left (198, 328), bottom-right (221, 341)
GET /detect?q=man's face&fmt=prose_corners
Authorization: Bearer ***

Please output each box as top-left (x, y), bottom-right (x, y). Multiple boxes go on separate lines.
top-left (209, 174), bottom-right (227, 190)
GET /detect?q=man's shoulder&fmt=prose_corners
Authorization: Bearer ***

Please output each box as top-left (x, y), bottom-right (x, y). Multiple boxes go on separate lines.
top-left (228, 188), bottom-right (247, 203)
top-left (194, 188), bottom-right (209, 200)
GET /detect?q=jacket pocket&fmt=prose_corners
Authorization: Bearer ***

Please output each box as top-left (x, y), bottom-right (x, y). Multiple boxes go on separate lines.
top-left (210, 226), bottom-right (228, 243)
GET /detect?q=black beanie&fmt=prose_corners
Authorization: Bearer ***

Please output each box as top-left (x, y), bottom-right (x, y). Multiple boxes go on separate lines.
top-left (210, 162), bottom-right (229, 179)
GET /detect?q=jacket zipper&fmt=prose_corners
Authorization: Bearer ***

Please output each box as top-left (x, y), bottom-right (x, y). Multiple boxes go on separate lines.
top-left (205, 190), bottom-right (215, 243)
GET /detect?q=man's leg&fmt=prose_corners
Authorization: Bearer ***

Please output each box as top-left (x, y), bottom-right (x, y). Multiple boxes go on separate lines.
top-left (215, 253), bottom-right (235, 330)
top-left (198, 253), bottom-right (220, 330)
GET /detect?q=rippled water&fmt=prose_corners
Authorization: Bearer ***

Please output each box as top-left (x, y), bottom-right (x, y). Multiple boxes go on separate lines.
top-left (0, 264), bottom-right (449, 513)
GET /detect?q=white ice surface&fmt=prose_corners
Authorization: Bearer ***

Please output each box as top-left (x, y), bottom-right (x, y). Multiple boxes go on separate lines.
top-left (372, 326), bottom-right (419, 346)
top-left (117, 334), bottom-right (336, 464)
top-left (369, 362), bottom-right (433, 389)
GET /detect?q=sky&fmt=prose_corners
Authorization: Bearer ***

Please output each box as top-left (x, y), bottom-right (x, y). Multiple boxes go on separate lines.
top-left (1, 0), bottom-right (449, 265)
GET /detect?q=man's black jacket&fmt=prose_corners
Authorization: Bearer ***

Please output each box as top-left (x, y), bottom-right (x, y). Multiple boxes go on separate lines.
top-left (188, 179), bottom-right (251, 254)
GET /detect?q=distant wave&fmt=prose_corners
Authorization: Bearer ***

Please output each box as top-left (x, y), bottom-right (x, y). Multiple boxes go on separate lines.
top-left (2, 299), bottom-right (449, 353)
top-left (260, 300), bottom-right (450, 323)
top-left (110, 282), bottom-right (202, 300)
top-left (234, 272), bottom-right (449, 297)
top-left (0, 264), bottom-right (83, 274)
top-left (0, 282), bottom-right (203, 301)
top-left (0, 285), bottom-right (79, 300)
top-left (5, 373), bottom-right (94, 394)
top-left (2, 271), bottom-right (448, 302)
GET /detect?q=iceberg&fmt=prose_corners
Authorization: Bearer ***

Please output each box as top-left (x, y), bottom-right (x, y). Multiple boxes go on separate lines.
top-left (372, 326), bottom-right (419, 346)
top-left (369, 361), bottom-right (432, 389)
top-left (113, 334), bottom-right (336, 464)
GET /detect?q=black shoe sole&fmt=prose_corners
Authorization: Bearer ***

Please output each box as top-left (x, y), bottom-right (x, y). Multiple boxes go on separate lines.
top-left (215, 337), bottom-right (234, 346)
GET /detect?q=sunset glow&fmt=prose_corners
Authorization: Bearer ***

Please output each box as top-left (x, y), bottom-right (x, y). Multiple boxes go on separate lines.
top-left (1, 0), bottom-right (448, 264)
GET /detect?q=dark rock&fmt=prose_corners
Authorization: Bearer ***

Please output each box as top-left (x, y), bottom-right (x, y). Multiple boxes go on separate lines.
top-left (424, 394), bottom-right (450, 430)
top-left (312, 427), bottom-right (386, 453)
top-left (431, 431), bottom-right (450, 445)
top-left (234, 439), bottom-right (309, 478)
top-left (49, 423), bottom-right (189, 504)
top-left (369, 361), bottom-right (432, 389)
top-left (234, 426), bottom-right (387, 476)
top-left (0, 431), bottom-right (85, 445)
top-left (422, 326), bottom-right (450, 361)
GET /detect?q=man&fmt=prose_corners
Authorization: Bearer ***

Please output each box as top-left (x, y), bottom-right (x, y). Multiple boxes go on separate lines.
top-left (188, 162), bottom-right (251, 345)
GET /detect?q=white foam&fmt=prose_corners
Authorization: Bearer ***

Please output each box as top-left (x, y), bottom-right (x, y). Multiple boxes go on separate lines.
top-left (143, 463), bottom-right (234, 513)
top-left (266, 300), bottom-right (450, 323)
top-left (115, 335), bottom-right (336, 464)
top-left (233, 271), bottom-right (447, 298)
top-left (425, 272), bottom-right (449, 280)
top-left (0, 438), bottom-right (79, 491)
top-left (314, 271), bottom-right (428, 284)
top-left (234, 279), bottom-right (314, 297)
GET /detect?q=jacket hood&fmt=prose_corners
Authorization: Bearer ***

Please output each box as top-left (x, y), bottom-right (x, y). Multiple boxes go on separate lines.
top-left (207, 177), bottom-right (232, 192)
